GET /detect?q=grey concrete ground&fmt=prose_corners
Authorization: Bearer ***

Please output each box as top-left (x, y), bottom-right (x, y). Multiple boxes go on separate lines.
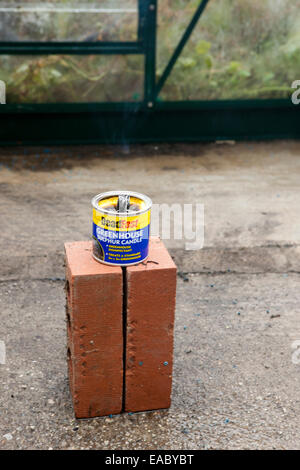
top-left (0, 141), bottom-right (300, 449)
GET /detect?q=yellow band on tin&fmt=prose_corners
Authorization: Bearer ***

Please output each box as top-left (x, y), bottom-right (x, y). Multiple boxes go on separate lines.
top-left (93, 208), bottom-right (150, 232)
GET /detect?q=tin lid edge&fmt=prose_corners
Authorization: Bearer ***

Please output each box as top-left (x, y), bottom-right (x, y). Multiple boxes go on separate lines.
top-left (91, 190), bottom-right (152, 215)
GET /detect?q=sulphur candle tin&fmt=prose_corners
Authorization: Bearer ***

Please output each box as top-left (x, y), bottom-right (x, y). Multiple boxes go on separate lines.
top-left (91, 191), bottom-right (152, 266)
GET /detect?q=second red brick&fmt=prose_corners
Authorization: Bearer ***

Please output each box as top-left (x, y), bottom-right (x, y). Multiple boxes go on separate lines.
top-left (125, 237), bottom-right (177, 412)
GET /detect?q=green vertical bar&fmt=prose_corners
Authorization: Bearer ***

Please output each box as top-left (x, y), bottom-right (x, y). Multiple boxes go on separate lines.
top-left (144, 0), bottom-right (157, 107)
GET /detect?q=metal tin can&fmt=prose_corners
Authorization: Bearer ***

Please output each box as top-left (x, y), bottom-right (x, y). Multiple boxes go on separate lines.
top-left (91, 190), bottom-right (152, 266)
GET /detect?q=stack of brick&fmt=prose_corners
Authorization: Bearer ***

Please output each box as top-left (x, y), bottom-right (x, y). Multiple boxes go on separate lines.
top-left (65, 237), bottom-right (176, 418)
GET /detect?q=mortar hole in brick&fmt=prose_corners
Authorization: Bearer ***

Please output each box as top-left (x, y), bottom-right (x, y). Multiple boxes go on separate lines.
top-left (67, 347), bottom-right (73, 383)
top-left (65, 280), bottom-right (70, 300)
top-left (65, 305), bottom-right (71, 328)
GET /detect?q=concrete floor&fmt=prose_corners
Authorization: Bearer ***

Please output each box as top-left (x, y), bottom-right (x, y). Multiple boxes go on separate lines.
top-left (0, 141), bottom-right (300, 449)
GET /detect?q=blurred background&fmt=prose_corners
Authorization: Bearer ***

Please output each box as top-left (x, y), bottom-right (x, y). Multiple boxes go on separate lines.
top-left (0, 0), bottom-right (299, 103)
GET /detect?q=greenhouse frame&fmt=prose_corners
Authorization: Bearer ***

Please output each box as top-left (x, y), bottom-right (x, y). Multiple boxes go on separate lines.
top-left (0, 0), bottom-right (299, 145)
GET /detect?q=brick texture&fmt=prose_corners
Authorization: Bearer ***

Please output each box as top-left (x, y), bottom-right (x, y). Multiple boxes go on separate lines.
top-left (125, 237), bottom-right (177, 412)
top-left (65, 241), bottom-right (123, 418)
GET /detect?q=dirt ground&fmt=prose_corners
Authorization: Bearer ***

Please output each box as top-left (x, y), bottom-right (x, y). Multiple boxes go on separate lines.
top-left (1, 141), bottom-right (300, 450)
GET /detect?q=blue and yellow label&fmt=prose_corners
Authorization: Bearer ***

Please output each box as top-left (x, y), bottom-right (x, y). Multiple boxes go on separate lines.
top-left (92, 208), bottom-right (151, 265)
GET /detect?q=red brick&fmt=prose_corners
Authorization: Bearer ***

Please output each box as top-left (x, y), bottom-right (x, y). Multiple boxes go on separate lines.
top-left (125, 237), bottom-right (177, 412)
top-left (65, 241), bottom-right (123, 418)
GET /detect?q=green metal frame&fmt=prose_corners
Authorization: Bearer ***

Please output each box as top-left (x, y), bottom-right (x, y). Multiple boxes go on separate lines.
top-left (0, 0), bottom-right (299, 145)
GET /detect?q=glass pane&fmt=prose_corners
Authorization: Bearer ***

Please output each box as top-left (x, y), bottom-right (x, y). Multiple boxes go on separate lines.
top-left (157, 0), bottom-right (300, 100)
top-left (0, 1), bottom-right (138, 42)
top-left (1, 54), bottom-right (143, 103)
top-left (157, 1), bottom-right (194, 79)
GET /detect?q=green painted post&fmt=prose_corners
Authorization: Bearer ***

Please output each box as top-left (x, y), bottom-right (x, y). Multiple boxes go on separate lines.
top-left (144, 0), bottom-right (157, 108)
top-left (0, 41), bottom-right (144, 55)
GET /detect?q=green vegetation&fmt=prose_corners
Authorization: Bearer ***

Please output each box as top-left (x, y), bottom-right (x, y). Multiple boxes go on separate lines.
top-left (0, 0), bottom-right (299, 103)
top-left (1, 55), bottom-right (143, 103)
top-left (158, 0), bottom-right (300, 100)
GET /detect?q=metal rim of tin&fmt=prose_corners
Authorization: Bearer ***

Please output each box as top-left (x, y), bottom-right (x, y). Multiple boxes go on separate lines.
top-left (92, 253), bottom-right (149, 267)
top-left (91, 190), bottom-right (152, 216)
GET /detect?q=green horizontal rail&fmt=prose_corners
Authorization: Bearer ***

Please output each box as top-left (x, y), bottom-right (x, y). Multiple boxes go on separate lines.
top-left (0, 99), bottom-right (295, 114)
top-left (0, 99), bottom-right (299, 145)
top-left (0, 41), bottom-right (145, 55)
